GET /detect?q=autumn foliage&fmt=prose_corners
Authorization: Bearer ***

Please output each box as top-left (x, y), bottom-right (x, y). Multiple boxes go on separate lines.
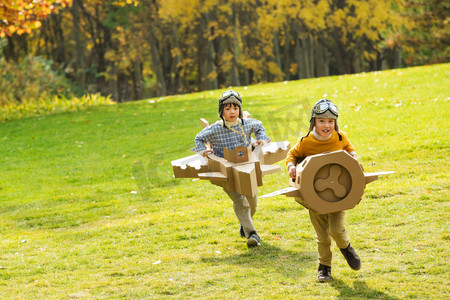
top-left (1, 0), bottom-right (448, 102)
top-left (0, 0), bottom-right (72, 37)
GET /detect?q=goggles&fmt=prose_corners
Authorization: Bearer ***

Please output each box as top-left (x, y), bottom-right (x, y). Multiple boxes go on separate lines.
top-left (312, 100), bottom-right (339, 116)
top-left (219, 90), bottom-right (242, 104)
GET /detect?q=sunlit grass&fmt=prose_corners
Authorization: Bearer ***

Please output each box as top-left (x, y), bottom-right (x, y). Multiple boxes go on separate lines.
top-left (0, 64), bottom-right (449, 298)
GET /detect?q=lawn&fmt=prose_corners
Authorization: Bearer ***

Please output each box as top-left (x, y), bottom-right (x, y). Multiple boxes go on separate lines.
top-left (0, 63), bottom-right (449, 299)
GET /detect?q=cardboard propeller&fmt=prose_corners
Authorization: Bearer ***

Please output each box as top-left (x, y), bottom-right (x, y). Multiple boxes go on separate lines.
top-left (260, 150), bottom-right (394, 214)
top-left (171, 114), bottom-right (291, 198)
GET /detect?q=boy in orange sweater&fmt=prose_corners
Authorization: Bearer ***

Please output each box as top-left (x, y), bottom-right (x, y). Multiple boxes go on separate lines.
top-left (286, 99), bottom-right (361, 282)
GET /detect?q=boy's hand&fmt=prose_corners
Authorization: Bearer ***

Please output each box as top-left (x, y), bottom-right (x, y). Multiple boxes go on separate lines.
top-left (288, 165), bottom-right (296, 179)
top-left (253, 140), bottom-right (265, 146)
top-left (202, 149), bottom-right (214, 157)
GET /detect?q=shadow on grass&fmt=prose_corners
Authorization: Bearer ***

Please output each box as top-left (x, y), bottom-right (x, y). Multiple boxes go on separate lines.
top-left (200, 242), bottom-right (316, 280)
top-left (331, 278), bottom-right (401, 300)
top-left (201, 243), bottom-right (401, 299)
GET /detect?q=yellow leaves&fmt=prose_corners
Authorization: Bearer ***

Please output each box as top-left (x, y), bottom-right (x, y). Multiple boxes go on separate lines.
top-left (171, 48), bottom-right (182, 59)
top-left (289, 62), bottom-right (298, 75)
top-left (217, 3), bottom-right (232, 15)
top-left (159, 0), bottom-right (201, 24)
top-left (328, 8), bottom-right (346, 29)
top-left (207, 70), bottom-right (218, 81)
top-left (267, 61), bottom-right (283, 79)
top-left (363, 51), bottom-right (377, 61)
top-left (0, 93), bottom-right (115, 122)
top-left (113, 0), bottom-right (140, 7)
top-left (8, 25), bottom-right (16, 34)
top-left (0, 0), bottom-right (72, 36)
top-left (242, 58), bottom-right (260, 73)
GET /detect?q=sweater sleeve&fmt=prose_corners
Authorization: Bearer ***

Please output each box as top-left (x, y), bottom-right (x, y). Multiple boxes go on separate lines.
top-left (192, 127), bottom-right (211, 153)
top-left (342, 132), bottom-right (356, 154)
top-left (252, 119), bottom-right (271, 143)
top-left (285, 139), bottom-right (304, 167)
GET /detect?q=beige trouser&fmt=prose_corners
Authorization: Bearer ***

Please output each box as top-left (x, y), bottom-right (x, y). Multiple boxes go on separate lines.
top-left (223, 188), bottom-right (257, 238)
top-left (309, 210), bottom-right (350, 267)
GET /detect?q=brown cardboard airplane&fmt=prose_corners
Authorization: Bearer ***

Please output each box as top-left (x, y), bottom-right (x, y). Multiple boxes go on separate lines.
top-left (171, 113), bottom-right (290, 198)
top-left (260, 150), bottom-right (394, 214)
top-left (171, 142), bottom-right (290, 198)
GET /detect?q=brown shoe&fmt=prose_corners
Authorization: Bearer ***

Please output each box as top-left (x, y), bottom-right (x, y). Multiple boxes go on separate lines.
top-left (247, 232), bottom-right (261, 248)
top-left (317, 264), bottom-right (331, 282)
top-left (340, 243), bottom-right (361, 270)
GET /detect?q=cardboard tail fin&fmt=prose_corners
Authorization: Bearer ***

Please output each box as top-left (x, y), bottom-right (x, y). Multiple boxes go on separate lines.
top-left (259, 187), bottom-right (301, 198)
top-left (364, 171), bottom-right (395, 184)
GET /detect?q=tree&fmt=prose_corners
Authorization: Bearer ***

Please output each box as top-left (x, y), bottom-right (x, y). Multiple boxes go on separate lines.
top-left (2, 0), bottom-right (446, 101)
top-left (398, 0), bottom-right (450, 66)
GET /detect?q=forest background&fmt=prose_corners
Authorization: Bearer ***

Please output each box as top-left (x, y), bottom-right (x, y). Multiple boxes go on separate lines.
top-left (0, 0), bottom-right (449, 104)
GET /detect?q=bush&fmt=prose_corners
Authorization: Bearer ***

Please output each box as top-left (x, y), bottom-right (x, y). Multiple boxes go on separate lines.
top-left (0, 56), bottom-right (79, 105)
top-left (0, 93), bottom-right (116, 122)
top-left (0, 56), bottom-right (115, 121)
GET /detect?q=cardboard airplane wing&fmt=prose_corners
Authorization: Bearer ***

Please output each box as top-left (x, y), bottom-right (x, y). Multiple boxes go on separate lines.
top-left (260, 150), bottom-right (394, 214)
top-left (171, 140), bottom-right (290, 198)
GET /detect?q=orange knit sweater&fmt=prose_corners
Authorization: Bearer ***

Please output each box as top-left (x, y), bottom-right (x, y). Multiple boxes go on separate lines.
top-left (286, 130), bottom-right (355, 166)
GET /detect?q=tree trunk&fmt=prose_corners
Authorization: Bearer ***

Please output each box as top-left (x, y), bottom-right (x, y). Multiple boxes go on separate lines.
top-left (293, 22), bottom-right (313, 79)
top-left (133, 56), bottom-right (143, 100)
top-left (203, 12), bottom-right (218, 91)
top-left (147, 25), bottom-right (166, 96)
top-left (351, 49), bottom-right (363, 73)
top-left (272, 31), bottom-right (283, 81)
top-left (330, 30), bottom-right (352, 74)
top-left (227, 34), bottom-right (241, 86)
top-left (171, 26), bottom-right (182, 94)
top-left (78, 1), bottom-right (113, 96)
top-left (283, 26), bottom-right (291, 80)
top-left (229, 5), bottom-right (241, 86)
top-left (394, 47), bottom-right (402, 68)
top-left (71, 0), bottom-right (84, 75)
top-left (306, 35), bottom-right (314, 78)
top-left (50, 14), bottom-right (66, 64)
top-left (4, 34), bottom-right (28, 63)
top-left (314, 34), bottom-right (329, 77)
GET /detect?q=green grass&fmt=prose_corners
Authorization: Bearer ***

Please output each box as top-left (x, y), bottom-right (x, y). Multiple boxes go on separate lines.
top-left (1, 64), bottom-right (449, 299)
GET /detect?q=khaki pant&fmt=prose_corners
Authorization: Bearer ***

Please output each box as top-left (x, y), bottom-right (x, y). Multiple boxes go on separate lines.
top-left (309, 210), bottom-right (350, 267)
top-left (223, 188), bottom-right (257, 238)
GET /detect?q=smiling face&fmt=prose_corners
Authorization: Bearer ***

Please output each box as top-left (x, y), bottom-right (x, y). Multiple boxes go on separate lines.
top-left (314, 117), bottom-right (335, 138)
top-left (222, 103), bottom-right (241, 122)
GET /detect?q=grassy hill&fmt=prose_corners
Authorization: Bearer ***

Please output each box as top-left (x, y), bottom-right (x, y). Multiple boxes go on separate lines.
top-left (0, 64), bottom-right (449, 299)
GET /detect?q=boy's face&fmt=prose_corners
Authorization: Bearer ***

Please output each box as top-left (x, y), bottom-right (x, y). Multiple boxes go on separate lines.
top-left (314, 117), bottom-right (335, 138)
top-left (222, 104), bottom-right (240, 122)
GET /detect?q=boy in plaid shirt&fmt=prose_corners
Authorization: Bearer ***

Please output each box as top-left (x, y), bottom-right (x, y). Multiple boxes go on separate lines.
top-left (192, 90), bottom-right (271, 248)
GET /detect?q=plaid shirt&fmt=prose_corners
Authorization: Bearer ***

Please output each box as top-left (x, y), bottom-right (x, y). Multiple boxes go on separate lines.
top-left (192, 118), bottom-right (271, 158)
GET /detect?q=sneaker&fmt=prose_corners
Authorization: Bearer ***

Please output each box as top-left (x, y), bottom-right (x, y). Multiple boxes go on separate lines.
top-left (340, 243), bottom-right (361, 270)
top-left (317, 264), bottom-right (332, 282)
top-left (239, 225), bottom-right (245, 238)
top-left (247, 232), bottom-right (261, 248)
